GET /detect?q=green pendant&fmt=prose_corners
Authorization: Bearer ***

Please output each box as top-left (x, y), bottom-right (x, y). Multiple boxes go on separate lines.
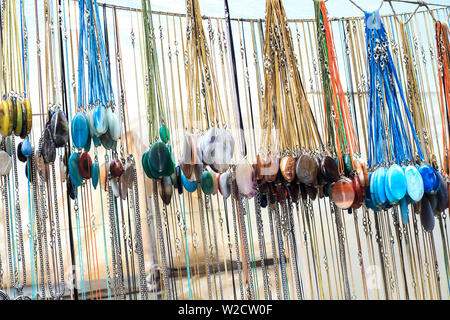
top-left (148, 141), bottom-right (170, 175)
top-left (201, 170), bottom-right (214, 195)
top-left (159, 125), bottom-right (170, 143)
top-left (142, 151), bottom-right (154, 179)
top-left (343, 154), bottom-right (352, 175)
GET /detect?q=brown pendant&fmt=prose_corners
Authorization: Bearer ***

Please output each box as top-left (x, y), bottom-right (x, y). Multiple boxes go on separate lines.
top-left (321, 156), bottom-right (339, 183)
top-left (306, 184), bottom-right (318, 201)
top-left (100, 162), bottom-right (108, 191)
top-left (280, 155), bottom-right (296, 183)
top-left (110, 159), bottom-right (124, 178)
top-left (351, 175), bottom-right (363, 210)
top-left (296, 153), bottom-right (318, 185)
top-left (256, 152), bottom-right (279, 182)
top-left (331, 177), bottom-right (355, 209)
top-left (79, 152), bottom-right (92, 179)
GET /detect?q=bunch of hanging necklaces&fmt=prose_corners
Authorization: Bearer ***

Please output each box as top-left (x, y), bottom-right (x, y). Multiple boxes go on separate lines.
top-left (0, 0), bottom-right (33, 300)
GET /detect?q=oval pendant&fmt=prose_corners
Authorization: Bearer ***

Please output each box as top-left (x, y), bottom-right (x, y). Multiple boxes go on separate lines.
top-left (17, 142), bottom-right (27, 163)
top-left (257, 152), bottom-right (279, 182)
top-left (107, 108), bottom-right (121, 141)
top-left (236, 158), bottom-right (257, 199)
top-left (386, 164), bottom-right (407, 201)
top-left (51, 110), bottom-right (69, 148)
top-left (5, 100), bottom-right (13, 137)
top-left (436, 173), bottom-right (448, 213)
top-left (320, 155), bottom-right (339, 184)
top-left (181, 134), bottom-right (201, 179)
top-left (110, 159), bottom-right (124, 178)
top-left (182, 172), bottom-right (197, 193)
top-left (159, 125), bottom-right (170, 144)
top-left (94, 105), bottom-right (108, 135)
top-left (79, 152), bottom-right (93, 179)
top-left (148, 141), bottom-right (170, 176)
top-left (24, 99), bottom-right (32, 134)
top-left (218, 172), bottom-right (231, 199)
top-left (68, 153), bottom-right (83, 187)
top-left (296, 154), bottom-right (318, 185)
top-left (418, 164), bottom-right (440, 195)
top-left (400, 197), bottom-right (409, 224)
top-left (71, 112), bottom-right (90, 149)
top-left (351, 175), bottom-right (363, 210)
top-left (0, 151), bottom-right (12, 176)
top-left (87, 109), bottom-right (99, 137)
top-left (159, 176), bottom-right (173, 205)
top-left (92, 162), bottom-right (100, 189)
top-left (280, 156), bottom-right (296, 183)
top-left (142, 151), bottom-right (154, 179)
top-left (21, 138), bottom-right (32, 157)
top-left (42, 127), bottom-right (56, 164)
top-left (420, 197), bottom-right (435, 232)
top-left (331, 177), bottom-right (355, 209)
top-left (404, 165), bottom-right (424, 202)
top-left (201, 170), bottom-right (214, 195)
top-left (375, 167), bottom-right (387, 205)
top-left (99, 131), bottom-right (115, 150)
top-left (93, 135), bottom-right (101, 148)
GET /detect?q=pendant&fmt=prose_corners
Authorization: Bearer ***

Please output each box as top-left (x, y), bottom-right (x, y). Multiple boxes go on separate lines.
top-left (418, 164), bottom-right (440, 195)
top-left (159, 176), bottom-right (173, 205)
top-left (257, 152), bottom-right (279, 183)
top-left (87, 108), bottom-right (99, 137)
top-left (79, 152), bottom-right (93, 179)
top-left (296, 153), bottom-right (317, 185)
top-left (0, 100), bottom-right (11, 137)
top-left (280, 155), bottom-right (296, 183)
top-left (182, 171), bottom-right (197, 193)
top-left (67, 176), bottom-right (78, 200)
top-left (68, 153), bottom-right (83, 187)
top-left (400, 197), bottom-right (409, 224)
top-left (111, 177), bottom-right (120, 198)
top-left (142, 151), bottom-right (154, 179)
top-left (331, 177), bottom-right (355, 209)
top-left (24, 98), bottom-right (32, 134)
top-left (386, 164), bottom-right (407, 202)
top-left (436, 172), bottom-right (448, 213)
top-left (420, 196), bottom-right (435, 232)
top-left (50, 109), bottom-right (69, 148)
top-left (92, 162), bottom-right (100, 189)
top-left (175, 166), bottom-right (183, 194)
top-left (19, 102), bottom-right (28, 139)
top-left (94, 105), bottom-right (108, 135)
top-left (42, 127), bottom-right (56, 164)
top-left (0, 151), bottom-right (12, 176)
top-left (404, 165), bottom-right (424, 202)
top-left (71, 112), bottom-right (90, 149)
top-left (351, 175), bottom-right (364, 210)
top-left (14, 100), bottom-right (23, 137)
top-left (99, 131), bottom-right (116, 150)
top-left (236, 158), bottom-right (257, 199)
top-left (159, 124), bottom-right (170, 144)
top-left (181, 134), bottom-right (201, 179)
top-left (320, 155), bottom-right (339, 184)
top-left (110, 159), bottom-right (124, 178)
top-left (107, 108), bottom-right (121, 141)
top-left (148, 141), bottom-right (170, 177)
top-left (218, 172), bottom-right (231, 199)
top-left (21, 138), bottom-right (32, 157)
top-left (200, 170), bottom-right (214, 195)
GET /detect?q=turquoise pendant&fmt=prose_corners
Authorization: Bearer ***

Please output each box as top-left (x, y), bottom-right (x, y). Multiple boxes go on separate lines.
top-left (68, 153), bottom-right (83, 187)
top-left (94, 105), bottom-right (108, 135)
top-left (84, 136), bottom-right (92, 152)
top-left (71, 112), bottom-right (90, 149)
top-left (418, 164), bottom-right (440, 195)
top-left (201, 170), bottom-right (214, 195)
top-left (100, 132), bottom-right (115, 150)
top-left (386, 164), bottom-right (407, 201)
top-left (22, 139), bottom-right (32, 157)
top-left (142, 151), bottom-right (154, 179)
top-left (384, 176), bottom-right (399, 205)
top-left (92, 162), bottom-right (100, 189)
top-left (375, 167), bottom-right (387, 205)
top-left (148, 142), bottom-right (170, 176)
top-left (404, 165), bottom-right (424, 202)
top-left (107, 108), bottom-right (121, 141)
top-left (182, 173), bottom-right (197, 193)
top-left (87, 108), bottom-right (99, 137)
top-left (93, 135), bottom-right (101, 148)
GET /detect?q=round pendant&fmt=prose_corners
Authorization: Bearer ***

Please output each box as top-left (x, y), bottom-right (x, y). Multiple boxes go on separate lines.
top-left (50, 109), bottom-right (69, 148)
top-left (68, 153), bottom-right (83, 187)
top-left (331, 177), bottom-right (355, 209)
top-left (92, 162), bottom-right (100, 189)
top-left (71, 112), bottom-right (90, 149)
top-left (94, 105), bottom-right (108, 135)
top-left (21, 139), bottom-right (32, 157)
top-left (386, 164), bottom-right (407, 201)
top-left (182, 172), bottom-right (197, 193)
top-left (320, 155), bottom-right (339, 184)
top-left (159, 176), bottom-right (173, 205)
top-left (404, 165), bottom-right (424, 202)
top-left (280, 155), bottom-right (296, 182)
top-left (419, 164), bottom-right (440, 195)
top-left (0, 151), bottom-right (12, 176)
top-left (420, 196), bottom-right (435, 232)
top-left (201, 170), bottom-right (214, 195)
top-left (79, 152), bottom-right (93, 179)
top-left (110, 159), bottom-right (124, 178)
top-left (296, 154), bottom-right (318, 185)
top-left (148, 141), bottom-right (170, 176)
top-left (236, 158), bottom-right (257, 199)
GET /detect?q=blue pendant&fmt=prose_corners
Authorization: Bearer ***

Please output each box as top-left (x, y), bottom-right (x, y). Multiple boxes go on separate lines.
top-left (84, 136), bottom-right (92, 152)
top-left (92, 162), bottom-right (100, 189)
top-left (68, 152), bottom-right (83, 187)
top-left (93, 135), bottom-right (101, 147)
top-left (384, 176), bottom-right (399, 205)
top-left (182, 173), bottom-right (197, 193)
top-left (94, 105), bottom-right (108, 135)
top-left (87, 109), bottom-right (99, 137)
top-left (436, 172), bottom-right (449, 213)
top-left (22, 138), bottom-right (32, 157)
top-left (107, 108), bottom-right (121, 141)
top-left (374, 167), bottom-right (387, 206)
top-left (418, 164), bottom-right (440, 195)
top-left (71, 112), bottom-right (89, 149)
top-left (404, 165), bottom-right (424, 202)
top-left (420, 196), bottom-right (435, 232)
top-left (400, 197), bottom-right (408, 224)
top-left (386, 164), bottom-right (407, 201)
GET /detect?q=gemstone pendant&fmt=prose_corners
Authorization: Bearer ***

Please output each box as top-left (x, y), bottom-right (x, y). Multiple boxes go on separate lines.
top-left (94, 105), bottom-right (108, 135)
top-left (280, 156), bottom-right (296, 183)
top-left (159, 125), bottom-right (170, 143)
top-left (71, 112), bottom-right (90, 149)
top-left (218, 172), bottom-right (231, 199)
top-left (0, 101), bottom-right (11, 137)
top-left (92, 162), bottom-right (100, 189)
top-left (68, 153), bottom-right (83, 187)
top-left (17, 142), bottom-right (27, 163)
top-left (148, 141), bottom-right (170, 177)
top-left (99, 131), bottom-right (115, 150)
top-left (50, 109), bottom-right (69, 148)
top-left (42, 127), bottom-right (56, 164)
top-left (236, 158), bottom-right (257, 199)
top-left (142, 151), bottom-right (154, 179)
top-left (201, 170), bottom-right (214, 195)
top-left (182, 172), bottom-right (197, 193)
top-left (351, 175), bottom-right (364, 210)
top-left (79, 152), bottom-right (93, 179)
top-left (93, 135), bottom-right (101, 147)
top-left (110, 159), bottom-right (124, 178)
top-left (107, 108), bottom-right (121, 141)
top-left (87, 109), bottom-right (99, 137)
top-left (181, 134), bottom-right (201, 179)
top-left (400, 197), bottom-right (409, 224)
top-left (5, 100), bottom-right (14, 137)
top-left (24, 99), bottom-right (32, 134)
top-left (386, 164), bottom-right (407, 201)
top-left (175, 166), bottom-right (183, 194)
top-left (420, 197), bottom-right (435, 232)
top-left (418, 164), bottom-right (440, 195)
top-left (14, 101), bottom-right (23, 137)
top-left (159, 176), bottom-right (173, 205)
top-left (331, 177), bottom-right (355, 209)
top-left (320, 155), bottom-right (339, 184)
top-left (21, 138), bottom-right (32, 157)
top-left (0, 151), bottom-right (12, 176)
top-left (375, 167), bottom-right (387, 205)
top-left (436, 172), bottom-right (448, 213)
top-left (67, 176), bottom-right (78, 200)
top-left (19, 102), bottom-right (27, 139)
top-left (404, 165), bottom-right (424, 202)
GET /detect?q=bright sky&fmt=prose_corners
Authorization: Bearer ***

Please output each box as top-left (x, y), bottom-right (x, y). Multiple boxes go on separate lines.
top-left (101, 0), bottom-right (450, 20)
